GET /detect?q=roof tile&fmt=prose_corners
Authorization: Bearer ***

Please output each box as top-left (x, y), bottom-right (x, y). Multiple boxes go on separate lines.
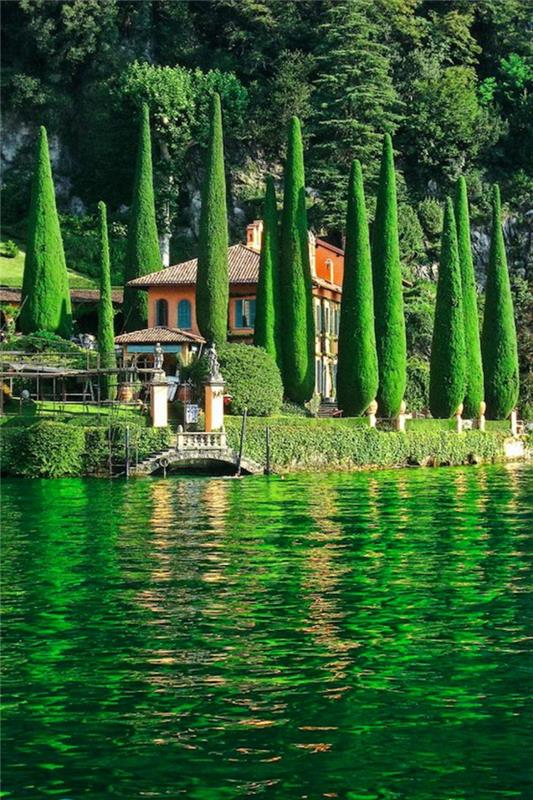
top-left (128, 244), bottom-right (260, 287)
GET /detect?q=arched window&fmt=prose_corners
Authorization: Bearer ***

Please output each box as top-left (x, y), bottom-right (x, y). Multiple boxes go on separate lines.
top-left (155, 299), bottom-right (168, 326)
top-left (178, 299), bottom-right (192, 330)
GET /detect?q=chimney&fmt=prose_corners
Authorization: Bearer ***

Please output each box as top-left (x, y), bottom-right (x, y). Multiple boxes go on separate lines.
top-left (246, 220), bottom-right (263, 252)
top-left (308, 230), bottom-right (316, 277)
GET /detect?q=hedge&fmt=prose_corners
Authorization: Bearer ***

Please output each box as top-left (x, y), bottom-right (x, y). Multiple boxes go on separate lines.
top-left (224, 417), bottom-right (508, 471)
top-left (1, 421), bottom-right (171, 477)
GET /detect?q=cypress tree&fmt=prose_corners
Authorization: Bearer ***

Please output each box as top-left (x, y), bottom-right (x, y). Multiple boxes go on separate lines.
top-left (123, 104), bottom-right (161, 332)
top-left (371, 133), bottom-right (406, 417)
top-left (97, 202), bottom-right (117, 401)
top-left (454, 176), bottom-right (484, 418)
top-left (280, 116), bottom-right (315, 403)
top-left (429, 198), bottom-right (466, 418)
top-left (481, 185), bottom-right (519, 419)
top-left (337, 160), bottom-right (378, 416)
top-left (254, 176), bottom-right (282, 369)
top-left (196, 93), bottom-right (229, 345)
top-left (20, 126), bottom-right (71, 337)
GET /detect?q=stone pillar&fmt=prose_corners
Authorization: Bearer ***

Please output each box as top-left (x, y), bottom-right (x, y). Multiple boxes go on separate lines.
top-left (150, 371), bottom-right (168, 428)
top-left (366, 399), bottom-right (378, 429)
top-left (205, 380), bottom-right (225, 432)
top-left (395, 400), bottom-right (407, 432)
top-left (454, 403), bottom-right (464, 434)
top-left (510, 409), bottom-right (518, 436)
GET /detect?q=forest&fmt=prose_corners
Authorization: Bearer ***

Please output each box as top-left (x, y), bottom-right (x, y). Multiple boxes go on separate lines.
top-left (1, 0), bottom-right (532, 412)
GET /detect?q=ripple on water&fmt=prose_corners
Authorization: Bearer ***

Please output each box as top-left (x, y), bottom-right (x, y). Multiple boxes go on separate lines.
top-left (2, 464), bottom-right (532, 799)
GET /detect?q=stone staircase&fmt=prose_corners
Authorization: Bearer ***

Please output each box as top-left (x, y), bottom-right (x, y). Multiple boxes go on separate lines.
top-left (317, 400), bottom-right (342, 418)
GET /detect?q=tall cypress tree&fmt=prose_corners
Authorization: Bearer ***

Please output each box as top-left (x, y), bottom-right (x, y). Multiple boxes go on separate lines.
top-left (481, 185), bottom-right (519, 419)
top-left (97, 202), bottom-right (117, 401)
top-left (123, 104), bottom-right (161, 332)
top-left (254, 176), bottom-right (282, 369)
top-left (20, 126), bottom-right (71, 337)
top-left (429, 198), bottom-right (466, 418)
top-left (454, 177), bottom-right (484, 418)
top-left (337, 160), bottom-right (378, 416)
top-left (280, 116), bottom-right (315, 403)
top-left (196, 93), bottom-right (229, 345)
top-left (371, 133), bottom-right (406, 417)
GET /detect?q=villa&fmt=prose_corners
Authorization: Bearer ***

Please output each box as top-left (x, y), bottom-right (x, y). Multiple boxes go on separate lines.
top-left (124, 221), bottom-right (345, 398)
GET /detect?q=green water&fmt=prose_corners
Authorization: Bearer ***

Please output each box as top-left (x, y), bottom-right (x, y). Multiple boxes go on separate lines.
top-left (2, 465), bottom-right (532, 799)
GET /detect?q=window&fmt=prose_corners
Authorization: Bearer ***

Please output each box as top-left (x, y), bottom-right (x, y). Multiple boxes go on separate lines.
top-left (315, 301), bottom-right (322, 332)
top-left (324, 304), bottom-right (329, 334)
top-left (315, 358), bottom-right (322, 394)
top-left (155, 299), bottom-right (168, 326)
top-left (178, 299), bottom-right (192, 330)
top-left (235, 298), bottom-right (256, 329)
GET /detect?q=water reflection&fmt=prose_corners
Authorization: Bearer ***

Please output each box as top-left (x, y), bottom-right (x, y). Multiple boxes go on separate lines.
top-left (2, 465), bottom-right (532, 799)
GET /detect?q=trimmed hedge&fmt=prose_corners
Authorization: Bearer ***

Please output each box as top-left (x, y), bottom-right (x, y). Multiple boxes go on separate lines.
top-left (224, 417), bottom-right (508, 471)
top-left (1, 421), bottom-right (171, 477)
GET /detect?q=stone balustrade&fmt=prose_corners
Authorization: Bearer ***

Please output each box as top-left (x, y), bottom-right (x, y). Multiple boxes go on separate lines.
top-left (176, 431), bottom-right (227, 450)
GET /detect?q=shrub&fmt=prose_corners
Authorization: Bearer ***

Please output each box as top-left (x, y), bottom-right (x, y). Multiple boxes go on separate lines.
top-left (1, 420), bottom-right (171, 477)
top-left (219, 343), bottom-right (283, 416)
top-left (1, 422), bottom-right (85, 477)
top-left (224, 416), bottom-right (507, 470)
top-left (0, 239), bottom-right (19, 258)
top-left (405, 357), bottom-right (430, 413)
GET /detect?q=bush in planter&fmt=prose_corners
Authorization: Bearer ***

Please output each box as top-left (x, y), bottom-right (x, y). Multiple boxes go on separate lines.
top-left (218, 343), bottom-right (283, 416)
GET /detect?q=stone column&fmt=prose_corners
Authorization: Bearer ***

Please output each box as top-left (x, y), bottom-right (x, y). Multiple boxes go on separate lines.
top-left (510, 409), bottom-right (518, 436)
top-left (150, 370), bottom-right (168, 428)
top-left (205, 380), bottom-right (225, 432)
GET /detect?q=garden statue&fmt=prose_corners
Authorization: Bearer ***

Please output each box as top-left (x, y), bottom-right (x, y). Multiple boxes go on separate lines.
top-left (154, 342), bottom-right (164, 372)
top-left (205, 342), bottom-right (222, 383)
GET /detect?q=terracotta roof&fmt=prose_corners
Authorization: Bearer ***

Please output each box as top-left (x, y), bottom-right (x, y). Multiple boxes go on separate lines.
top-left (115, 326), bottom-right (205, 345)
top-left (128, 244), bottom-right (260, 288)
top-left (316, 237), bottom-right (345, 256)
top-left (0, 286), bottom-right (123, 304)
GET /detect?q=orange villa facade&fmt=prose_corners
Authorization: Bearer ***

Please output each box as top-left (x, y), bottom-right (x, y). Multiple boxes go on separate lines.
top-left (125, 221), bottom-right (345, 398)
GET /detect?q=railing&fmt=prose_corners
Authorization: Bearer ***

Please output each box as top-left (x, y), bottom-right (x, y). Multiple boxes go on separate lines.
top-left (176, 431), bottom-right (227, 450)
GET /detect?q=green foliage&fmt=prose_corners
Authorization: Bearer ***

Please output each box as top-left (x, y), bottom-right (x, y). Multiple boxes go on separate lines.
top-left (1, 420), bottom-right (171, 477)
top-left (123, 104), bottom-right (162, 332)
top-left (224, 417), bottom-right (507, 471)
top-left (454, 177), bottom-right (484, 417)
top-left (60, 214), bottom-right (127, 285)
top-left (279, 117), bottom-right (315, 404)
top-left (1, 422), bottom-right (85, 477)
top-left (310, 0), bottom-right (398, 231)
top-left (372, 134), bottom-right (406, 417)
top-left (337, 160), bottom-right (378, 416)
top-left (196, 94), bottom-right (229, 345)
top-left (97, 202), bottom-right (117, 401)
top-left (20, 127), bottom-right (71, 338)
top-left (218, 343), bottom-right (283, 417)
top-left (405, 357), bottom-right (430, 414)
top-left (481, 185), bottom-right (519, 419)
top-left (429, 198), bottom-right (466, 418)
top-left (254, 176), bottom-right (282, 369)
top-left (0, 240), bottom-right (19, 258)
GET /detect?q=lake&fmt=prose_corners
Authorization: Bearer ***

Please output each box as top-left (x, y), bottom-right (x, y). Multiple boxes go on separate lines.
top-left (2, 465), bottom-right (532, 799)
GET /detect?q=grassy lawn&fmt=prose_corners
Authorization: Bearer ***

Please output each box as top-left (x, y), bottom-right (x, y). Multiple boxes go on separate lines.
top-left (1, 400), bottom-right (146, 427)
top-left (0, 239), bottom-right (96, 289)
